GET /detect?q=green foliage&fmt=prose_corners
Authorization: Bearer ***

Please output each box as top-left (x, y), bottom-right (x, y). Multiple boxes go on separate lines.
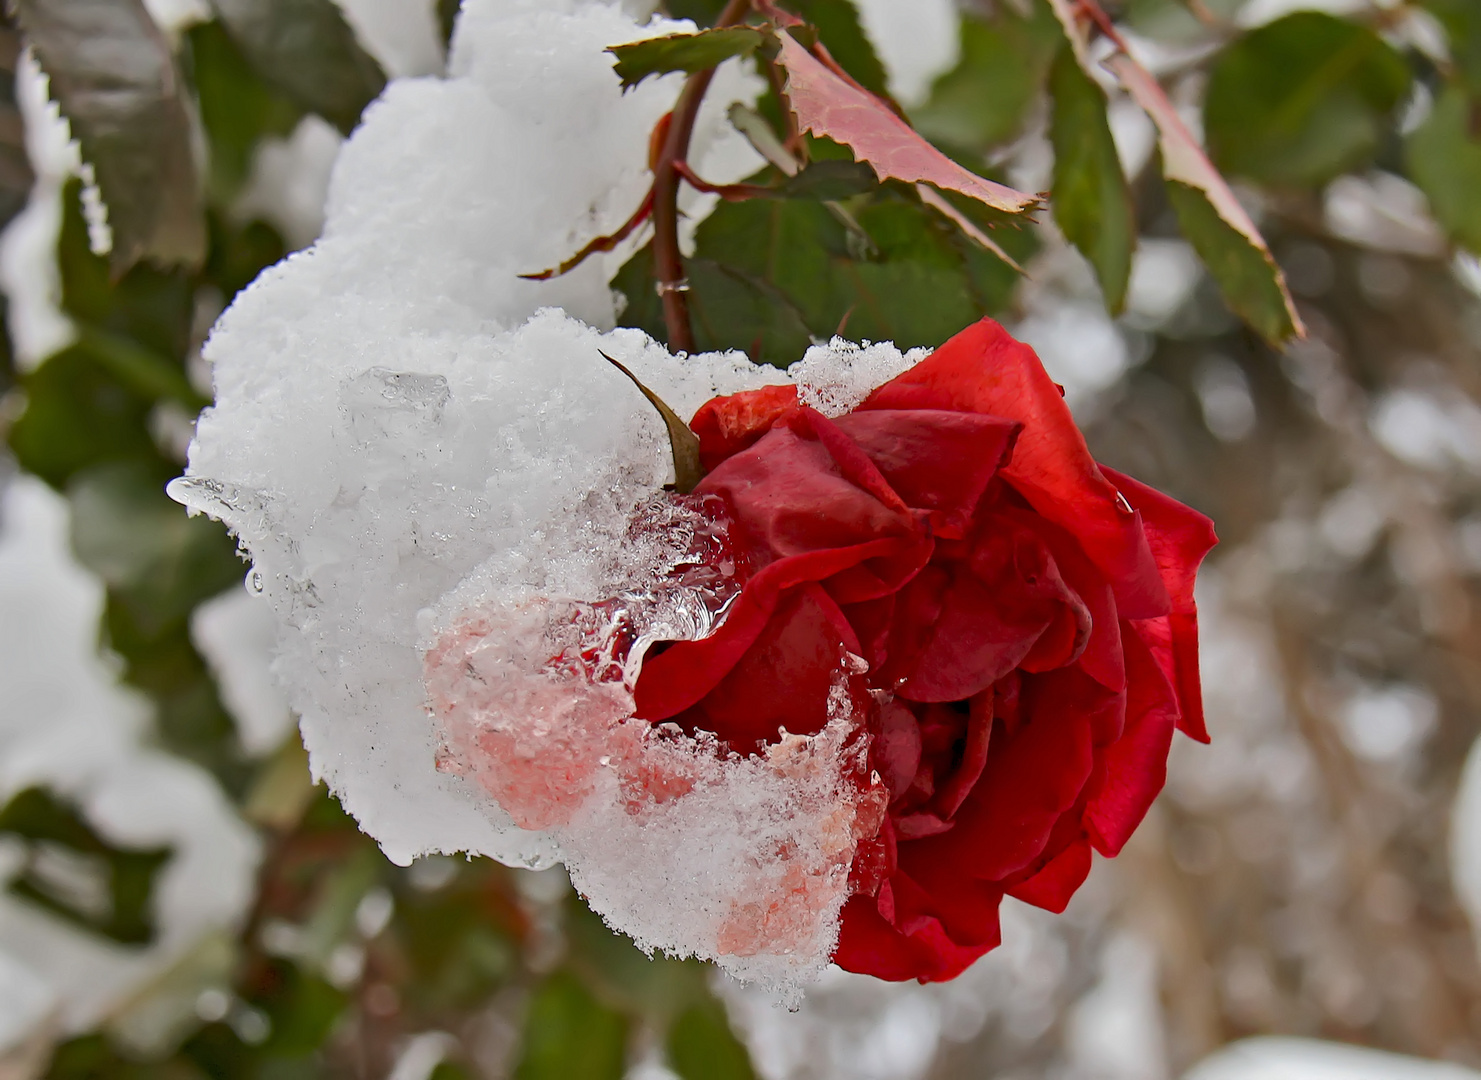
top-left (187, 21), bottom-right (304, 203)
top-left (437, 0), bottom-right (460, 49)
top-left (1204, 12), bottom-right (1411, 188)
top-left (909, 3), bottom-right (1060, 153)
top-left (1166, 180), bottom-right (1298, 346)
top-left (662, 0), bottom-right (730, 28)
top-left (1422, 0), bottom-right (1481, 97)
top-left (774, 159), bottom-right (878, 200)
top-left (615, 183), bottom-right (1027, 366)
top-left (0, 788), bottom-right (172, 945)
top-left (208, 0), bottom-right (386, 136)
top-left (1406, 83), bottom-right (1481, 254)
top-left (668, 999), bottom-right (757, 1080)
top-left (608, 28), bottom-right (766, 89)
top-left (1048, 44), bottom-right (1135, 312)
top-left (513, 971), bottom-right (629, 1080)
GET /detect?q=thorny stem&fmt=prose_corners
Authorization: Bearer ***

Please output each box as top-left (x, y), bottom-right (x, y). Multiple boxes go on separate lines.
top-left (651, 0), bottom-right (753, 353)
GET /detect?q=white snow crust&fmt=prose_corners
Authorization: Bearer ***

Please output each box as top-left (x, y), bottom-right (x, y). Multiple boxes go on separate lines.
top-left (0, 478), bottom-right (259, 1034)
top-left (1183, 1036), bottom-right (1481, 1080)
top-left (173, 0), bottom-right (930, 995)
top-left (173, 0), bottom-right (925, 992)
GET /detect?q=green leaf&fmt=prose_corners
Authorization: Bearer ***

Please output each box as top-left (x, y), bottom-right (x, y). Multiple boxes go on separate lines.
top-left (1204, 11), bottom-right (1411, 189)
top-left (209, 0), bottom-right (387, 136)
top-left (8, 345), bottom-right (159, 487)
top-left (613, 242), bottom-right (814, 368)
top-left (788, 0), bottom-right (890, 98)
top-left (1166, 179), bottom-right (1299, 345)
top-left (668, 998), bottom-right (757, 1080)
top-left (187, 20), bottom-right (304, 204)
top-left (615, 179), bottom-right (1029, 365)
top-left (1405, 83), bottom-right (1481, 253)
top-left (909, 4), bottom-right (1060, 152)
top-left (0, 787), bottom-right (172, 945)
top-left (1421, 0), bottom-right (1481, 98)
top-left (608, 27), bottom-right (765, 89)
top-left (55, 178), bottom-right (195, 361)
top-left (776, 159), bottom-right (878, 200)
top-left (1048, 44), bottom-right (1135, 312)
top-left (12, 0), bottom-right (206, 272)
top-left (437, 0), bottom-right (460, 49)
top-left (665, 0), bottom-right (730, 28)
top-left (68, 461), bottom-right (246, 633)
top-left (563, 894), bottom-right (708, 1019)
top-left (1085, 33), bottom-right (1303, 342)
top-left (513, 971), bottom-right (629, 1080)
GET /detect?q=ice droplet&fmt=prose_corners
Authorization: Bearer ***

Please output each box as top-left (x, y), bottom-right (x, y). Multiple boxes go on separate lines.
top-left (247, 570), bottom-right (264, 595)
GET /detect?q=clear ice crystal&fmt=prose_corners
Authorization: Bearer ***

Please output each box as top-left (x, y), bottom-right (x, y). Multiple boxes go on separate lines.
top-left (423, 492), bottom-right (887, 993)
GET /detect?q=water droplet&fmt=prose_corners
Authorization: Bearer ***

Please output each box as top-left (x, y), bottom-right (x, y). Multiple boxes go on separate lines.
top-left (247, 569), bottom-right (264, 595)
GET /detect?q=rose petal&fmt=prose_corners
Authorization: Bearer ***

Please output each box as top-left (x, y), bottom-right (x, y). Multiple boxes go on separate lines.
top-left (834, 408), bottom-right (1019, 538)
top-left (1083, 620), bottom-right (1180, 855)
top-left (915, 666), bottom-right (1104, 881)
top-left (862, 318), bottom-right (1170, 619)
top-left (1004, 837), bottom-right (1092, 913)
top-left (1102, 466), bottom-right (1217, 743)
top-left (885, 509), bottom-right (1088, 702)
top-left (690, 383), bottom-right (799, 473)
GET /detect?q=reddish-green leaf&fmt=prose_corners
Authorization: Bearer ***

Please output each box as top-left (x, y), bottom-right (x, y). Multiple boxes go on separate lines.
top-left (775, 32), bottom-right (1040, 220)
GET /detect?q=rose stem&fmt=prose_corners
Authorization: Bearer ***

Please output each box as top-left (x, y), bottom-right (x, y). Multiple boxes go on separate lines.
top-left (651, 0), bottom-right (754, 354)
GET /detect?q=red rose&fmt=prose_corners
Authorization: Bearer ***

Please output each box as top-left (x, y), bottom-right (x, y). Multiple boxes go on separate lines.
top-left (633, 317), bottom-right (1216, 983)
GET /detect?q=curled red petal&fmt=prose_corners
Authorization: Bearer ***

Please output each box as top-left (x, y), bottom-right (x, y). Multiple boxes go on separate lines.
top-left (1083, 620), bottom-right (1180, 856)
top-left (690, 383), bottom-right (799, 473)
top-left (1004, 837), bottom-right (1092, 913)
top-left (1102, 466), bottom-right (1217, 742)
top-left (863, 318), bottom-right (1170, 619)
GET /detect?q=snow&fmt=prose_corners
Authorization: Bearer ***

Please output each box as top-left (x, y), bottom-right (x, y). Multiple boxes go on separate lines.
top-left (173, 0), bottom-right (928, 990)
top-left (1183, 1037), bottom-right (1481, 1080)
top-left (1451, 732), bottom-right (1481, 956)
top-left (191, 586), bottom-right (295, 756)
top-left (233, 116), bottom-right (345, 253)
top-left (336, 0), bottom-right (445, 79)
top-left (0, 477), bottom-right (259, 1035)
top-left (852, 0), bottom-right (959, 108)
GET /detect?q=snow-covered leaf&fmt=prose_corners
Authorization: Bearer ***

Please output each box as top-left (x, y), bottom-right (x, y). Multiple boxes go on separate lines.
top-left (209, 0), bottom-right (386, 136)
top-left (0, 17), bottom-right (35, 236)
top-left (608, 27), bottom-right (764, 90)
top-left (11, 0), bottom-right (205, 272)
top-left (775, 31), bottom-right (1041, 219)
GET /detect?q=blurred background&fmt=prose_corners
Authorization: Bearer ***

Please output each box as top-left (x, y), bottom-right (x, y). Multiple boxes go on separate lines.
top-left (4, 0), bottom-right (1481, 1077)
